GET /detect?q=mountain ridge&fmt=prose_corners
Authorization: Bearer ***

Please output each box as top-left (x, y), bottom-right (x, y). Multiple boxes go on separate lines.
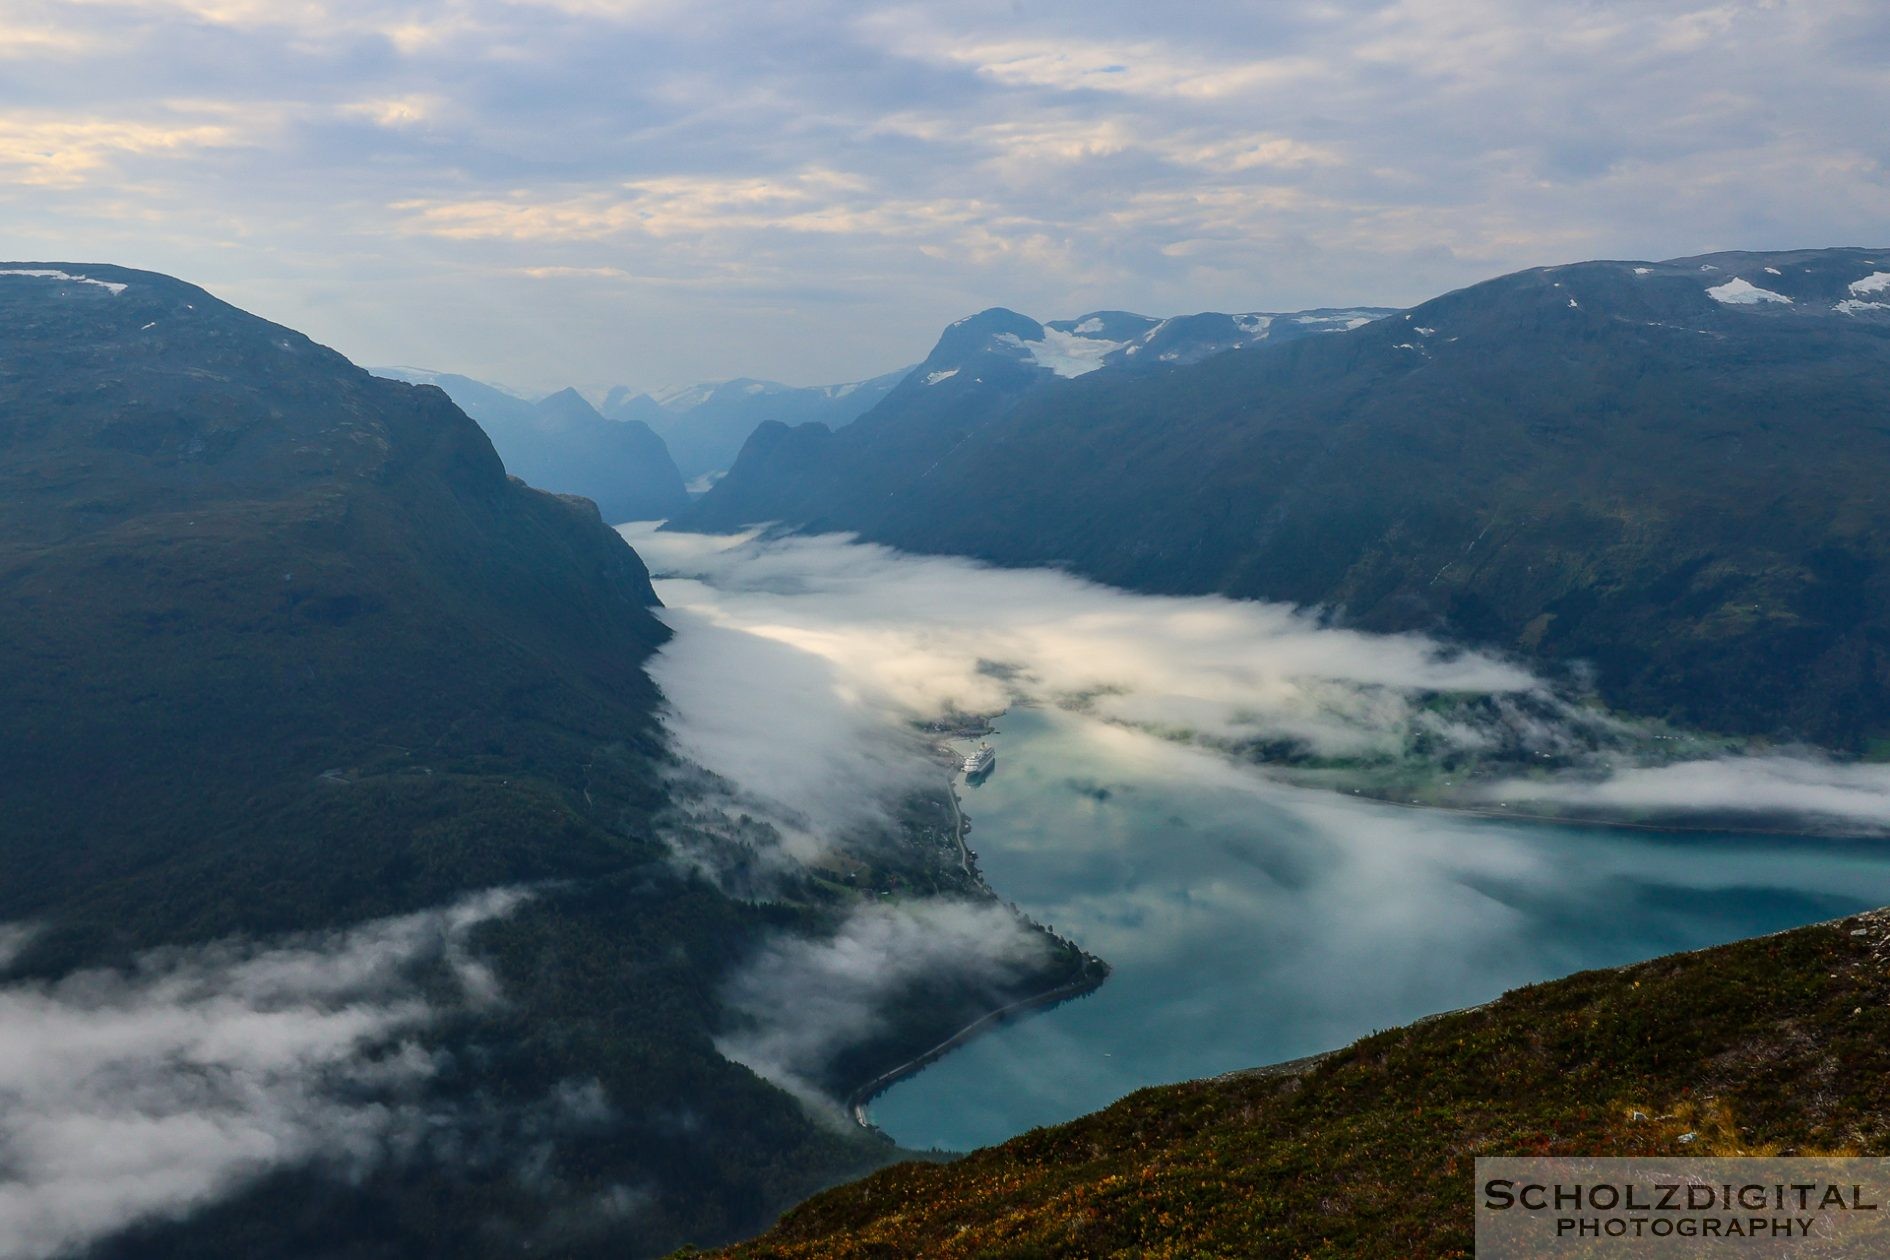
top-left (0, 263), bottom-right (1077, 1258)
top-left (673, 248), bottom-right (1890, 745)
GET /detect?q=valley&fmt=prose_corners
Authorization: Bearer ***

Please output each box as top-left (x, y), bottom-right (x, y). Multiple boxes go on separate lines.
top-left (10, 4), bottom-right (1888, 1256)
top-left (6, 248), bottom-right (1890, 1259)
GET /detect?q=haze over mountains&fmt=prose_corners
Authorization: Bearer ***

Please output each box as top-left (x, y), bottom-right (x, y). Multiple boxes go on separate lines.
top-left (372, 367), bottom-right (688, 522)
top-left (378, 304), bottom-right (1380, 518)
top-left (605, 371), bottom-right (911, 487)
top-left (678, 248), bottom-right (1890, 746)
top-left (378, 366), bottom-right (912, 507)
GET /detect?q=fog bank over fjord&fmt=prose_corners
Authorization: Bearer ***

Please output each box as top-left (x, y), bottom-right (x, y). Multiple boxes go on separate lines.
top-left (627, 527), bottom-right (1890, 842)
top-left (0, 891), bottom-right (526, 1260)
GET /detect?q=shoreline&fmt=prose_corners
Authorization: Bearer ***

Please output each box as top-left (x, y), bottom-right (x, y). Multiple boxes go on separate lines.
top-left (845, 962), bottom-right (1109, 1138)
top-left (843, 729), bottom-right (1109, 1139)
top-left (842, 710), bottom-right (1880, 1142)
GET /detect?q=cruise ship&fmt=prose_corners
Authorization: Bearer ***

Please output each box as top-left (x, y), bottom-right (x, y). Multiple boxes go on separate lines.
top-left (962, 742), bottom-right (996, 776)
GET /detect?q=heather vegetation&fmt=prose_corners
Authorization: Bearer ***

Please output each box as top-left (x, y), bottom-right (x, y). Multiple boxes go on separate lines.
top-left (714, 907), bottom-right (1890, 1258)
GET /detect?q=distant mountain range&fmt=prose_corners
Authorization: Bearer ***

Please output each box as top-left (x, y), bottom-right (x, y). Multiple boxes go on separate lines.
top-left (376, 367), bottom-right (913, 506)
top-left (373, 367), bottom-right (688, 522)
top-left (604, 371), bottom-right (911, 486)
top-left (675, 249), bottom-right (1890, 746)
top-left (668, 302), bottom-right (1395, 532)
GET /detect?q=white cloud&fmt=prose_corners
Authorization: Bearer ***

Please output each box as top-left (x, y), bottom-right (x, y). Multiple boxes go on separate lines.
top-left (1483, 758), bottom-right (1890, 833)
top-left (627, 527), bottom-right (1538, 864)
top-left (0, 890), bottom-right (524, 1260)
top-left (715, 898), bottom-right (1053, 1117)
top-left (632, 527), bottom-right (1890, 868)
top-left (0, 114), bottom-right (249, 187)
top-left (3, 0), bottom-right (1885, 389)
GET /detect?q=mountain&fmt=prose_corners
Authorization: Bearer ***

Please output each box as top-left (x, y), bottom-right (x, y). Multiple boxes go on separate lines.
top-left (718, 903), bottom-right (1890, 1257)
top-left (603, 370), bottom-right (911, 486)
top-left (0, 265), bottom-right (1090, 1257)
top-left (674, 250), bottom-right (1890, 746)
top-left (376, 369), bottom-right (689, 522)
top-left (668, 302), bottom-right (1394, 534)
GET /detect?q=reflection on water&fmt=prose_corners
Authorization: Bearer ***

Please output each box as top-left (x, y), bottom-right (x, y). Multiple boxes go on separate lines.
top-left (871, 707), bottom-right (1890, 1151)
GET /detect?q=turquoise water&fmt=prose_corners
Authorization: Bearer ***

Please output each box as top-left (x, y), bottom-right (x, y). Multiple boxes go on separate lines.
top-left (870, 707), bottom-right (1890, 1151)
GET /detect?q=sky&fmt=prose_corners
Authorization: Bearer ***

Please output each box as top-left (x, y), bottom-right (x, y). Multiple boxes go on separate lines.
top-left (3, 0), bottom-right (1886, 392)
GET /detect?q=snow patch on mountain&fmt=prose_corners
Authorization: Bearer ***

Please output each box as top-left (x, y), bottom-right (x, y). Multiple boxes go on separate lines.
top-left (997, 326), bottom-right (1125, 377)
top-left (923, 368), bottom-right (960, 386)
top-left (0, 268), bottom-right (127, 296)
top-left (1849, 272), bottom-right (1890, 296)
top-left (1706, 277), bottom-right (1792, 306)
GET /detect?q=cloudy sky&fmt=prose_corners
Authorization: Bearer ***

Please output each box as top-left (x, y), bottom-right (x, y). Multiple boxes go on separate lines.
top-left (5, 0), bottom-right (1885, 391)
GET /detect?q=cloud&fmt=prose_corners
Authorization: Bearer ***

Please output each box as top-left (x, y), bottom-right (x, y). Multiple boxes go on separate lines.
top-left (0, 890), bottom-right (524, 1260)
top-left (0, 925), bottom-right (38, 972)
top-left (632, 527), bottom-right (1890, 865)
top-left (1482, 757), bottom-right (1890, 833)
top-left (0, 114), bottom-right (249, 188)
top-left (714, 898), bottom-right (1054, 1118)
top-left (627, 526), bottom-right (1543, 866)
top-left (1, 0), bottom-right (1884, 390)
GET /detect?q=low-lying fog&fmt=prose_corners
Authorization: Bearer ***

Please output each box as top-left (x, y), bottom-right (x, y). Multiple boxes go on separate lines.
top-left (627, 525), bottom-right (1890, 1144)
top-left (0, 891), bottom-right (524, 1260)
top-left (627, 525), bottom-right (1890, 844)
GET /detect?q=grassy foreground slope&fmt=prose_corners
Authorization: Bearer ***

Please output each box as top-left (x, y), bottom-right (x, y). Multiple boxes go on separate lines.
top-left (711, 906), bottom-right (1890, 1259)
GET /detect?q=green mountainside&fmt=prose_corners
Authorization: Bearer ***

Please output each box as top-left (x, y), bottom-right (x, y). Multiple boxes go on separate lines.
top-left (679, 249), bottom-right (1890, 745)
top-left (0, 265), bottom-right (1082, 1257)
top-left (712, 904), bottom-right (1890, 1259)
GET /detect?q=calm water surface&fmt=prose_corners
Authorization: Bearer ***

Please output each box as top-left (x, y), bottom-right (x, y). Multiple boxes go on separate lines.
top-left (870, 707), bottom-right (1890, 1150)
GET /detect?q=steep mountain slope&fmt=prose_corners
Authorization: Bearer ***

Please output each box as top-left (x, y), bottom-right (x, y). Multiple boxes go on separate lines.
top-left (375, 368), bottom-right (689, 522)
top-left (0, 265), bottom-right (1003, 1257)
top-left (676, 250), bottom-right (1890, 745)
top-left (669, 303), bottom-right (1393, 535)
top-left (603, 370), bottom-right (910, 485)
top-left (719, 904), bottom-right (1890, 1258)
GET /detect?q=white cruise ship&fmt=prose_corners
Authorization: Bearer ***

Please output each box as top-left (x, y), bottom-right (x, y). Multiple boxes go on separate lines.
top-left (962, 742), bottom-right (996, 775)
